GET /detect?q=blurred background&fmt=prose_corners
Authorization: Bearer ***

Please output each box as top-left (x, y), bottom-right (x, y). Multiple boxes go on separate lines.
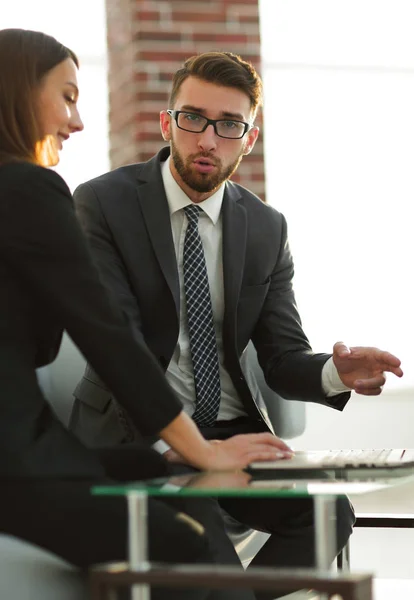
top-left (3, 1), bottom-right (414, 596)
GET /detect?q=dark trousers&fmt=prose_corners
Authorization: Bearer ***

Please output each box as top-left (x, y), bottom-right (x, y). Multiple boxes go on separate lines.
top-left (0, 445), bottom-right (251, 600)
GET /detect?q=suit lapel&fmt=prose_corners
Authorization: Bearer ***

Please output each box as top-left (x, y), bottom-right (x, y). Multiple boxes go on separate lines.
top-left (137, 150), bottom-right (180, 316)
top-left (135, 152), bottom-right (248, 333)
top-left (222, 182), bottom-right (247, 346)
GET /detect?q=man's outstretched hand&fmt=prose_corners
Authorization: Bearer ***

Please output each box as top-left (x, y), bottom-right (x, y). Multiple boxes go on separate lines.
top-left (333, 341), bottom-right (403, 396)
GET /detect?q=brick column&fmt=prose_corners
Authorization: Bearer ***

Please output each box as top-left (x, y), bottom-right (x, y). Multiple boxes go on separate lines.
top-left (106, 0), bottom-right (266, 200)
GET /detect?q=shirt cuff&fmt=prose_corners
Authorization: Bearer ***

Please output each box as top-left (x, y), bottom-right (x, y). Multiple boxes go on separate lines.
top-left (152, 439), bottom-right (171, 455)
top-left (322, 357), bottom-right (352, 397)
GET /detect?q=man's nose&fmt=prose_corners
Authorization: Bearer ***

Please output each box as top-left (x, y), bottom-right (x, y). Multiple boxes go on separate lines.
top-left (197, 123), bottom-right (217, 152)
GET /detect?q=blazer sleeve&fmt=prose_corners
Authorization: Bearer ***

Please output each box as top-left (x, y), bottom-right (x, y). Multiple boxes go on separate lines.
top-left (0, 165), bottom-right (182, 436)
top-left (252, 211), bottom-right (350, 411)
top-left (74, 181), bottom-right (145, 345)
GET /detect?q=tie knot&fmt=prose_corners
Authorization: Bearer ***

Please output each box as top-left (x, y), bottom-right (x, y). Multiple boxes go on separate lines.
top-left (184, 204), bottom-right (201, 224)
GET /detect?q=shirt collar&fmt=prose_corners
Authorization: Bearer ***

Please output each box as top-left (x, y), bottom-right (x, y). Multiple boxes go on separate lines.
top-left (161, 156), bottom-right (224, 224)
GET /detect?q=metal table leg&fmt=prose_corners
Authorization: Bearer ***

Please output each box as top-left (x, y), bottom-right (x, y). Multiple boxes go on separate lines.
top-left (126, 491), bottom-right (338, 600)
top-left (314, 495), bottom-right (337, 599)
top-left (128, 492), bottom-right (150, 600)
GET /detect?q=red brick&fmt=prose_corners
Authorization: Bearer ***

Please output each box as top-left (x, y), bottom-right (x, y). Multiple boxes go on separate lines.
top-left (237, 14), bottom-right (259, 23)
top-left (172, 11), bottom-right (226, 23)
top-left (192, 33), bottom-right (250, 44)
top-left (134, 72), bottom-right (150, 82)
top-left (159, 71), bottom-right (175, 82)
top-left (140, 50), bottom-right (196, 62)
top-left (137, 31), bottom-right (183, 42)
top-left (135, 11), bottom-right (161, 21)
top-left (137, 91), bottom-right (169, 102)
top-left (135, 131), bottom-right (163, 142)
top-left (106, 0), bottom-right (266, 201)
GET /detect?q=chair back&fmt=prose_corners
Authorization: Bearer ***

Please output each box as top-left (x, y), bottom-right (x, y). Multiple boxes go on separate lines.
top-left (37, 334), bottom-right (86, 427)
top-left (246, 342), bottom-right (306, 439)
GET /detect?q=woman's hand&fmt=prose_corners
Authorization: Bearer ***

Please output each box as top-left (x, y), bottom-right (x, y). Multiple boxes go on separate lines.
top-left (160, 411), bottom-right (293, 471)
top-left (200, 432), bottom-right (293, 471)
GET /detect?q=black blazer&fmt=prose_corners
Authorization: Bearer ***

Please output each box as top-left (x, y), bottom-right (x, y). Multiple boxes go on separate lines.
top-left (0, 161), bottom-right (182, 478)
top-left (72, 147), bottom-right (350, 441)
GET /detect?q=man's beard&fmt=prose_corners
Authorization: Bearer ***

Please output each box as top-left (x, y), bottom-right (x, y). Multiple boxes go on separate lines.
top-left (170, 138), bottom-right (244, 194)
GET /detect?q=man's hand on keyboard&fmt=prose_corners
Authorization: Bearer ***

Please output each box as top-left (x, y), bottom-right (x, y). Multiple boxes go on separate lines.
top-left (332, 342), bottom-right (403, 396)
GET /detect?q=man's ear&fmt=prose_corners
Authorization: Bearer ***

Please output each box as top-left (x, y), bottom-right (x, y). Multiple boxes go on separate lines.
top-left (243, 126), bottom-right (259, 156)
top-left (160, 110), bottom-right (171, 142)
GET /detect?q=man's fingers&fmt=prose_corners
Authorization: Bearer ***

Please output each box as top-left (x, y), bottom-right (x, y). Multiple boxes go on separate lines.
top-left (376, 351), bottom-right (403, 376)
top-left (341, 346), bottom-right (403, 377)
top-left (381, 361), bottom-right (403, 377)
top-left (333, 341), bottom-right (351, 357)
top-left (390, 366), bottom-right (404, 377)
top-left (354, 374), bottom-right (386, 390)
top-left (354, 376), bottom-right (384, 395)
top-left (354, 386), bottom-right (383, 396)
top-left (380, 350), bottom-right (402, 366)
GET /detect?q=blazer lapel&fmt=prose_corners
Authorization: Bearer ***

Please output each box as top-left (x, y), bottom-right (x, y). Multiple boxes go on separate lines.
top-left (222, 182), bottom-right (247, 347)
top-left (137, 150), bottom-right (180, 316)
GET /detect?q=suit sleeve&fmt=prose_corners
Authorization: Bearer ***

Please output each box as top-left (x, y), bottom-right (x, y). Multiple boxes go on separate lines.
top-left (252, 211), bottom-right (350, 411)
top-left (74, 181), bottom-right (145, 346)
top-left (73, 181), bottom-right (174, 447)
top-left (73, 179), bottom-right (152, 419)
top-left (0, 166), bottom-right (182, 436)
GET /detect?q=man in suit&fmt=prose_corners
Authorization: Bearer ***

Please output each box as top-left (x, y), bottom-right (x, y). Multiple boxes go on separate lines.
top-left (70, 51), bottom-right (403, 597)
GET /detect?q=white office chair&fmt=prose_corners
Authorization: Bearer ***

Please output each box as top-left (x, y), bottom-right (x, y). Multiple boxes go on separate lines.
top-left (225, 342), bottom-right (306, 566)
top-left (0, 535), bottom-right (88, 600)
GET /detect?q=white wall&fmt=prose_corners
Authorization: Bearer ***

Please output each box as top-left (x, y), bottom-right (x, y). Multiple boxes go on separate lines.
top-left (1, 0), bottom-right (110, 191)
top-left (259, 2), bottom-right (414, 589)
top-left (259, 0), bottom-right (414, 451)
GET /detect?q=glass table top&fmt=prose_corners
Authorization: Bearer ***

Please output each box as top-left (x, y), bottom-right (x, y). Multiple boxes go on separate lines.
top-left (91, 469), bottom-right (414, 499)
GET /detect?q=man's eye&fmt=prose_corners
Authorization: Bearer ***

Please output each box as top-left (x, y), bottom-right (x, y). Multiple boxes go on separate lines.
top-left (184, 113), bottom-right (201, 122)
top-left (222, 121), bottom-right (237, 129)
top-left (65, 95), bottom-right (75, 104)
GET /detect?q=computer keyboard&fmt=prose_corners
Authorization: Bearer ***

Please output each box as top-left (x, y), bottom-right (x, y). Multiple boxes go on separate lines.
top-left (322, 448), bottom-right (408, 467)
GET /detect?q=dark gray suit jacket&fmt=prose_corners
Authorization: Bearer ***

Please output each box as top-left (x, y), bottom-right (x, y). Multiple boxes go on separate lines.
top-left (70, 147), bottom-right (350, 446)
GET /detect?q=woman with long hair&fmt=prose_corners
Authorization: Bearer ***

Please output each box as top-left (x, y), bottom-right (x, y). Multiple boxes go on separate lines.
top-left (0, 28), bottom-right (285, 599)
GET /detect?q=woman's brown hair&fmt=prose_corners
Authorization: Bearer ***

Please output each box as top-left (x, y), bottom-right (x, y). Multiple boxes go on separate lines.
top-left (169, 51), bottom-right (263, 119)
top-left (0, 28), bottom-right (78, 166)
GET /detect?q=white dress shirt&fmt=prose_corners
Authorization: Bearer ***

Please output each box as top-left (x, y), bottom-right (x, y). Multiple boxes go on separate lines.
top-left (154, 157), bottom-right (349, 453)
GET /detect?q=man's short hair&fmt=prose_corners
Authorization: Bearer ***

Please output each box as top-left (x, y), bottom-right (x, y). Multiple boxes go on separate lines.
top-left (169, 51), bottom-right (263, 119)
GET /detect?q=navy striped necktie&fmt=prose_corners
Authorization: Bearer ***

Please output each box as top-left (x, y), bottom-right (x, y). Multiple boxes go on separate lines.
top-left (183, 204), bottom-right (221, 426)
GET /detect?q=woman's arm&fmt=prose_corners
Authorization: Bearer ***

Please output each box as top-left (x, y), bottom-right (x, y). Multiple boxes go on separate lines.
top-left (160, 412), bottom-right (292, 470)
top-left (0, 165), bottom-right (181, 435)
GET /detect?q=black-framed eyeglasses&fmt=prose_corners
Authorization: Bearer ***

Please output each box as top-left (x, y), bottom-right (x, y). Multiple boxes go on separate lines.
top-left (167, 110), bottom-right (253, 140)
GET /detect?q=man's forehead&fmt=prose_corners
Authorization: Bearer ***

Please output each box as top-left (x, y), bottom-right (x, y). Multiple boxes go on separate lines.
top-left (174, 76), bottom-right (252, 120)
